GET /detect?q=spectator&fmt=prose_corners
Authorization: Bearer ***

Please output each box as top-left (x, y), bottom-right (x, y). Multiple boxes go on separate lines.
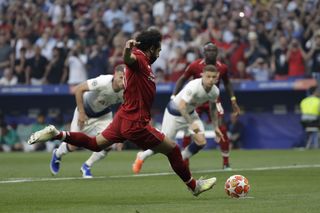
top-left (244, 31), bottom-right (268, 66)
top-left (0, 67), bottom-right (17, 86)
top-left (272, 36), bottom-right (289, 80)
top-left (26, 45), bottom-right (48, 85)
top-left (0, 32), bottom-right (13, 77)
top-left (43, 47), bottom-right (65, 84)
top-left (47, 0), bottom-right (72, 25)
top-left (63, 42), bottom-right (88, 85)
top-left (0, 122), bottom-right (23, 152)
top-left (13, 47), bottom-right (28, 84)
top-left (232, 61), bottom-right (252, 80)
top-left (87, 34), bottom-right (109, 78)
top-left (247, 57), bottom-right (271, 81)
top-left (102, 1), bottom-right (125, 29)
top-left (155, 67), bottom-right (166, 84)
top-left (307, 30), bottom-right (320, 76)
top-left (226, 33), bottom-right (247, 76)
top-left (168, 46), bottom-right (188, 82)
top-left (35, 27), bottom-right (57, 60)
top-left (108, 31), bottom-right (127, 70)
top-left (286, 38), bottom-right (307, 78)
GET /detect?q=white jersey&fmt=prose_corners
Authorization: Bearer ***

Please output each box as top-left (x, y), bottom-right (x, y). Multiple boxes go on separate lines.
top-left (83, 75), bottom-right (123, 118)
top-left (162, 78), bottom-right (219, 139)
top-left (169, 78), bottom-right (219, 115)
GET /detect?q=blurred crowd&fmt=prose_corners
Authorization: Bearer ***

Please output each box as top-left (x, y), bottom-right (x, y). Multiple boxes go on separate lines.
top-left (0, 0), bottom-right (319, 86)
top-left (3, 0), bottom-right (319, 151)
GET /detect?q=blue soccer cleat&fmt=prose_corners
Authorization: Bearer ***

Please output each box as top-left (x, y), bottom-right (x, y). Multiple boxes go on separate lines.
top-left (50, 148), bottom-right (61, 176)
top-left (80, 163), bottom-right (93, 178)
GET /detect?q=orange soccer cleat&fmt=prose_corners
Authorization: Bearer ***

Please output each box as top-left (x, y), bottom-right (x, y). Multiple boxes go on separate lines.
top-left (132, 152), bottom-right (144, 174)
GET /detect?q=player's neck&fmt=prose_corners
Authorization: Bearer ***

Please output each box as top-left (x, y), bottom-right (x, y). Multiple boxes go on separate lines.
top-left (205, 59), bottom-right (216, 65)
top-left (201, 80), bottom-right (211, 93)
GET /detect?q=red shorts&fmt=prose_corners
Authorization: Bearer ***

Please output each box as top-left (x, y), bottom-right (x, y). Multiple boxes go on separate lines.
top-left (102, 114), bottom-right (165, 150)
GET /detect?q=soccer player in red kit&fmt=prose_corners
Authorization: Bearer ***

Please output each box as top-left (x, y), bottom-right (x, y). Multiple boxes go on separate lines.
top-left (27, 29), bottom-right (217, 196)
top-left (173, 42), bottom-right (240, 170)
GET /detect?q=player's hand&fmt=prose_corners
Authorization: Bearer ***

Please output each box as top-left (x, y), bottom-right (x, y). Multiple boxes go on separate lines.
top-left (125, 40), bottom-right (140, 50)
top-left (189, 121), bottom-right (200, 134)
top-left (214, 127), bottom-right (225, 143)
top-left (77, 111), bottom-right (88, 130)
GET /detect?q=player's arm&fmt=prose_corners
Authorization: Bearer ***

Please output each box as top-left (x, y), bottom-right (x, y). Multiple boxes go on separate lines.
top-left (172, 75), bottom-right (188, 97)
top-left (178, 99), bottom-right (200, 134)
top-left (74, 81), bottom-right (90, 129)
top-left (222, 75), bottom-right (240, 116)
top-left (209, 101), bottom-right (225, 143)
top-left (123, 39), bottom-right (139, 65)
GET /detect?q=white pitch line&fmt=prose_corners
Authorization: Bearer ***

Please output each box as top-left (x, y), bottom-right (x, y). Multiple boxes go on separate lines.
top-left (1, 164), bottom-right (320, 184)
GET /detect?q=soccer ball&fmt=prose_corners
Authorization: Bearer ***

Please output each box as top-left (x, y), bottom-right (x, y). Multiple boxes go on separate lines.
top-left (224, 175), bottom-right (250, 198)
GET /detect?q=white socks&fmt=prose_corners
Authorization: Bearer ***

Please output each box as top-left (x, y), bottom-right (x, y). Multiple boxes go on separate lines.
top-left (85, 150), bottom-right (107, 167)
top-left (181, 148), bottom-right (193, 160)
top-left (55, 143), bottom-right (108, 168)
top-left (55, 142), bottom-right (69, 158)
top-left (139, 149), bottom-right (154, 161)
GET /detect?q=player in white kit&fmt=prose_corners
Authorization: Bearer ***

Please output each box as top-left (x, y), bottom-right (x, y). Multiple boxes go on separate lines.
top-left (50, 64), bottom-right (125, 178)
top-left (132, 65), bottom-right (225, 174)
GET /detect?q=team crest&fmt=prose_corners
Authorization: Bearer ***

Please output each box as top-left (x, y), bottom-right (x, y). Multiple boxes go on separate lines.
top-left (92, 80), bottom-right (98, 87)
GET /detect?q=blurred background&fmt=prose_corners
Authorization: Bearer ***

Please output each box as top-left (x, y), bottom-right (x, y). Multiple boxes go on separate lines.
top-left (1, 0), bottom-right (320, 152)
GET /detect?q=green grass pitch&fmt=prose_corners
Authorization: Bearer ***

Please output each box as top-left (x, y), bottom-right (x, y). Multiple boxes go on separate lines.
top-left (1, 149), bottom-right (320, 213)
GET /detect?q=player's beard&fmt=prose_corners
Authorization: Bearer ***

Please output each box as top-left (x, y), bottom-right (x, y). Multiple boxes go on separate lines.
top-left (149, 55), bottom-right (158, 64)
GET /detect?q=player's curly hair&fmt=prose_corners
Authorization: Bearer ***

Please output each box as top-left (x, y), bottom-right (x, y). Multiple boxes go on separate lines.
top-left (136, 29), bottom-right (162, 51)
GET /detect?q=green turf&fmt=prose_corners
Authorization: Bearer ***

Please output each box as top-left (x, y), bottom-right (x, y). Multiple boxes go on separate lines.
top-left (1, 149), bottom-right (320, 213)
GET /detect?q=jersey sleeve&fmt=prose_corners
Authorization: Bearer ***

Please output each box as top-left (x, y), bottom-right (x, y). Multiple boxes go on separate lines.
top-left (183, 63), bottom-right (195, 79)
top-left (181, 82), bottom-right (195, 103)
top-left (125, 50), bottom-right (143, 71)
top-left (87, 75), bottom-right (111, 91)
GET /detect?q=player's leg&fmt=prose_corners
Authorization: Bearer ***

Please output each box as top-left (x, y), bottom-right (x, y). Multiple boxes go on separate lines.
top-left (219, 122), bottom-right (231, 169)
top-left (182, 134), bottom-right (191, 149)
top-left (80, 147), bottom-right (110, 178)
top-left (153, 135), bottom-right (216, 196)
top-left (181, 117), bottom-right (207, 160)
top-left (132, 123), bottom-right (216, 196)
top-left (80, 115), bottom-right (113, 178)
top-left (28, 124), bottom-right (116, 152)
top-left (50, 143), bottom-right (78, 175)
top-left (50, 109), bottom-right (80, 175)
top-left (132, 109), bottom-right (178, 174)
top-left (216, 102), bottom-right (231, 170)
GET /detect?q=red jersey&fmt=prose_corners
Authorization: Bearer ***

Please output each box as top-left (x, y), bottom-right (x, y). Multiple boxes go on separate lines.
top-left (288, 49), bottom-right (305, 76)
top-left (117, 49), bottom-right (156, 122)
top-left (183, 59), bottom-right (229, 87)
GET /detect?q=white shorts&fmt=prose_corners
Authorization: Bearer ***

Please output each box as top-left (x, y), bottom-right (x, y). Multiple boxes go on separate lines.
top-left (70, 108), bottom-right (113, 136)
top-left (161, 108), bottom-right (205, 141)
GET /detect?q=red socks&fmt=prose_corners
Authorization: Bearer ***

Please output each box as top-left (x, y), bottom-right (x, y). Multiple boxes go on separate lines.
top-left (219, 124), bottom-right (230, 166)
top-left (182, 135), bottom-right (191, 148)
top-left (54, 131), bottom-right (102, 152)
top-left (166, 145), bottom-right (196, 190)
